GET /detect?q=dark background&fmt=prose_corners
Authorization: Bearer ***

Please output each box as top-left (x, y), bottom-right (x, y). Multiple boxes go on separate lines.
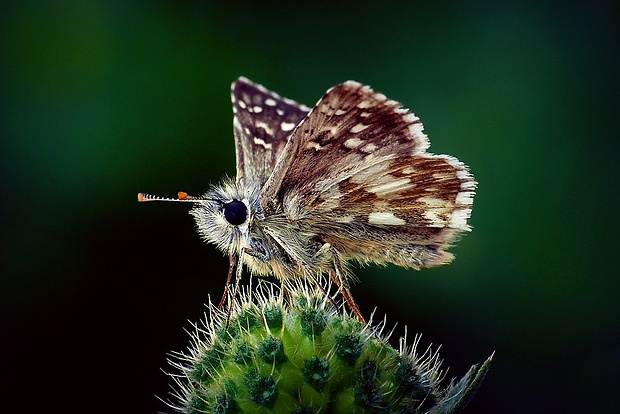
top-left (2, 1), bottom-right (618, 413)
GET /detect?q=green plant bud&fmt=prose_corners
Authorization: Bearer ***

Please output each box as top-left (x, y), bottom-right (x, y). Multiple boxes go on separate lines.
top-left (302, 356), bottom-right (330, 392)
top-left (264, 304), bottom-right (283, 330)
top-left (258, 337), bottom-right (286, 365)
top-left (165, 279), bottom-right (492, 413)
top-left (244, 369), bottom-right (278, 407)
top-left (334, 333), bottom-right (364, 366)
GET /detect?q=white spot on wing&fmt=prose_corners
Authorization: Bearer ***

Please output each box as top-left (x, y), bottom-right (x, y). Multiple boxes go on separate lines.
top-left (361, 143), bottom-right (377, 153)
top-left (368, 212), bottom-right (406, 226)
top-left (350, 123), bottom-right (370, 133)
top-left (255, 121), bottom-right (275, 135)
top-left (367, 178), bottom-right (414, 196)
top-left (344, 137), bottom-right (364, 149)
top-left (264, 98), bottom-right (276, 106)
top-left (253, 137), bottom-right (273, 149)
top-left (281, 122), bottom-right (295, 132)
top-left (423, 210), bottom-right (446, 227)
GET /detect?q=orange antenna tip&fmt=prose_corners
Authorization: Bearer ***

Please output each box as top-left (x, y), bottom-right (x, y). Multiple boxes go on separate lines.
top-left (178, 191), bottom-right (189, 200)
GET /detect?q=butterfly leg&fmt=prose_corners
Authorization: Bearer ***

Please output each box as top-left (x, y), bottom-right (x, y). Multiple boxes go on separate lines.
top-left (329, 269), bottom-right (365, 324)
top-left (224, 250), bottom-right (249, 328)
top-left (321, 244), bottom-right (366, 324)
top-left (218, 254), bottom-right (238, 310)
top-left (221, 247), bottom-right (269, 328)
top-left (241, 246), bottom-right (270, 262)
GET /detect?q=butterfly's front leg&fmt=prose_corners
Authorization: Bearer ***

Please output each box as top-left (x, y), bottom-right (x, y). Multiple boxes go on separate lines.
top-left (220, 246), bottom-right (272, 328)
top-left (218, 254), bottom-right (238, 310)
top-left (241, 246), bottom-right (270, 262)
top-left (238, 235), bottom-right (280, 278)
top-left (219, 246), bottom-right (270, 309)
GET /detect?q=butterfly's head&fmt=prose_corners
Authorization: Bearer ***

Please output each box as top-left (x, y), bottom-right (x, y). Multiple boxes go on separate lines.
top-left (138, 182), bottom-right (257, 255)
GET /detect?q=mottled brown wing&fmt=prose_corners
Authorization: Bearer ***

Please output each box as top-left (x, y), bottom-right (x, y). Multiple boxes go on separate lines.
top-left (231, 77), bottom-right (310, 186)
top-left (262, 81), bottom-right (475, 268)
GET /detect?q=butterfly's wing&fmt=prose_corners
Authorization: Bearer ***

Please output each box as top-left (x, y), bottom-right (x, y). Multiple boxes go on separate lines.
top-left (231, 77), bottom-right (310, 187)
top-left (261, 81), bottom-right (476, 269)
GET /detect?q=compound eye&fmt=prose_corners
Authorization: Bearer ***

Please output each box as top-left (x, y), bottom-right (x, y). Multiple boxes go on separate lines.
top-left (223, 200), bottom-right (247, 225)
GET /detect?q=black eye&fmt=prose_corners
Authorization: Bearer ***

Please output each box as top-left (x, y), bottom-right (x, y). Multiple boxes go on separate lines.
top-left (223, 200), bottom-right (247, 225)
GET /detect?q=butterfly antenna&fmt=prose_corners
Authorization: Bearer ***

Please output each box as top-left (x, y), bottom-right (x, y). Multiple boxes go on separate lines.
top-left (137, 191), bottom-right (210, 203)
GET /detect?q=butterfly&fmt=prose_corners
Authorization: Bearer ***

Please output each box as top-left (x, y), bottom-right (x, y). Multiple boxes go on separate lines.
top-left (139, 77), bottom-right (476, 322)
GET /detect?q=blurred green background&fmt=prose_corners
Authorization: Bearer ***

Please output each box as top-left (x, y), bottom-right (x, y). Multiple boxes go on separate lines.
top-left (1, 1), bottom-right (618, 412)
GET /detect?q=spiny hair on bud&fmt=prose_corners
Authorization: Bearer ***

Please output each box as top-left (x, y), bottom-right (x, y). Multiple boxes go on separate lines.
top-left (161, 277), bottom-right (492, 413)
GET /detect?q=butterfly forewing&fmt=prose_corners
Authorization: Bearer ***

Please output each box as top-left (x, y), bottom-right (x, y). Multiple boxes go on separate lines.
top-left (264, 81), bottom-right (475, 269)
top-left (232, 77), bottom-right (310, 186)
